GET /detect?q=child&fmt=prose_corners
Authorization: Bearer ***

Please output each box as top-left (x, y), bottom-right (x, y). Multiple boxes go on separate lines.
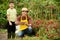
top-left (6, 2), bottom-right (17, 39)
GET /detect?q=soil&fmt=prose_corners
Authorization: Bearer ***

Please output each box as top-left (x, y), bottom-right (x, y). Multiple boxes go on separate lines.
top-left (0, 32), bottom-right (7, 40)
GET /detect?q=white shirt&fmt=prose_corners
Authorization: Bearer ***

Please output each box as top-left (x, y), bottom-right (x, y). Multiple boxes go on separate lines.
top-left (7, 8), bottom-right (17, 22)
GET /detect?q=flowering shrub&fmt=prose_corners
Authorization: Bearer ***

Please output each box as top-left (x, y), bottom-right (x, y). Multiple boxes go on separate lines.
top-left (33, 19), bottom-right (60, 40)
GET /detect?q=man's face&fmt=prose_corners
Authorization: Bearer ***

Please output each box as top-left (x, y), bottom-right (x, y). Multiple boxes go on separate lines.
top-left (22, 10), bottom-right (28, 16)
top-left (9, 3), bottom-right (14, 9)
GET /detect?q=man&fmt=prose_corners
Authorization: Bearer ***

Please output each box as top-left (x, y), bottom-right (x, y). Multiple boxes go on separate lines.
top-left (6, 2), bottom-right (17, 39)
top-left (16, 7), bottom-right (32, 37)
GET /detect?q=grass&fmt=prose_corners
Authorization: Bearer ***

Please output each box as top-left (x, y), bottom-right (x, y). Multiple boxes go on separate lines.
top-left (0, 29), bottom-right (7, 33)
top-left (14, 37), bottom-right (40, 40)
top-left (0, 29), bottom-right (40, 40)
top-left (0, 28), bottom-right (59, 40)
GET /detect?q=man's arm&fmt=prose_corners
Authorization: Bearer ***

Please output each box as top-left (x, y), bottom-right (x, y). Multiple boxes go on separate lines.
top-left (16, 15), bottom-right (27, 25)
top-left (15, 15), bottom-right (20, 25)
top-left (15, 15), bottom-right (24, 25)
top-left (25, 16), bottom-right (33, 26)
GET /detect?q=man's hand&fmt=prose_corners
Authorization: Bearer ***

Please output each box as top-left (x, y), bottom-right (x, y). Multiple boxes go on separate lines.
top-left (25, 23), bottom-right (29, 26)
top-left (20, 22), bottom-right (25, 25)
top-left (15, 21), bottom-right (25, 25)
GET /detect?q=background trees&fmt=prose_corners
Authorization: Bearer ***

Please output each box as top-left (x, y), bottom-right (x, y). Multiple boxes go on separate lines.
top-left (0, 0), bottom-right (60, 30)
top-left (0, 0), bottom-right (60, 28)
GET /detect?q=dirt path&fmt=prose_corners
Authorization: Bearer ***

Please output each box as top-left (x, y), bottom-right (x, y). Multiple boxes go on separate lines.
top-left (0, 32), bottom-right (7, 40)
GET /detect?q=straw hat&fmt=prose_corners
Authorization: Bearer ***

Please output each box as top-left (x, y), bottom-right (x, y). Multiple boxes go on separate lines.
top-left (22, 7), bottom-right (28, 11)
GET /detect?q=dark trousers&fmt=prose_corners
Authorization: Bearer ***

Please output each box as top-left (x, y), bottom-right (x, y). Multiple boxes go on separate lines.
top-left (7, 21), bottom-right (16, 39)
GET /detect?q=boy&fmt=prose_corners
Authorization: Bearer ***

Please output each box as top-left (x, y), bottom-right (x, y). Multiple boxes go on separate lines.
top-left (6, 2), bottom-right (17, 39)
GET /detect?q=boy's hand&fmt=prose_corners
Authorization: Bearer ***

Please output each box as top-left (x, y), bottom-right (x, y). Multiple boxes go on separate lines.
top-left (9, 21), bottom-right (12, 25)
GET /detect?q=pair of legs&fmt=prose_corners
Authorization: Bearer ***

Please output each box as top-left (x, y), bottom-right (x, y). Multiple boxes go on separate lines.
top-left (17, 26), bottom-right (32, 37)
top-left (7, 21), bottom-right (16, 39)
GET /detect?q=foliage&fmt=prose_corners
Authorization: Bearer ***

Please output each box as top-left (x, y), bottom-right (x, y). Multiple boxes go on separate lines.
top-left (0, 0), bottom-right (60, 40)
top-left (33, 19), bottom-right (60, 40)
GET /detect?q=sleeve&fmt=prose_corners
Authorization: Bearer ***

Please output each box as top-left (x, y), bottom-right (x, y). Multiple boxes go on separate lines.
top-left (6, 10), bottom-right (10, 21)
top-left (17, 15), bottom-right (21, 21)
top-left (28, 16), bottom-right (33, 24)
top-left (15, 9), bottom-right (17, 15)
top-left (7, 10), bottom-right (10, 15)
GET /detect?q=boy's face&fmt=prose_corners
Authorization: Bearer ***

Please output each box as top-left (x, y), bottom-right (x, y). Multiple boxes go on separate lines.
top-left (9, 3), bottom-right (14, 9)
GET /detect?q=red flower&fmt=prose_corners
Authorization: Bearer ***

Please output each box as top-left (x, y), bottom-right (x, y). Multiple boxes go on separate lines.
top-left (49, 20), bottom-right (54, 24)
top-left (48, 34), bottom-right (50, 36)
top-left (35, 20), bottom-right (44, 25)
top-left (47, 20), bottom-right (54, 25)
top-left (53, 23), bottom-right (58, 29)
top-left (46, 18), bottom-right (48, 20)
top-left (49, 5), bottom-right (54, 9)
top-left (36, 20), bottom-right (41, 25)
top-left (36, 34), bottom-right (39, 37)
top-left (48, 34), bottom-right (52, 38)
top-left (35, 25), bottom-right (39, 28)
top-left (46, 28), bottom-right (48, 31)
top-left (48, 34), bottom-right (54, 38)
top-left (53, 25), bottom-right (57, 29)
